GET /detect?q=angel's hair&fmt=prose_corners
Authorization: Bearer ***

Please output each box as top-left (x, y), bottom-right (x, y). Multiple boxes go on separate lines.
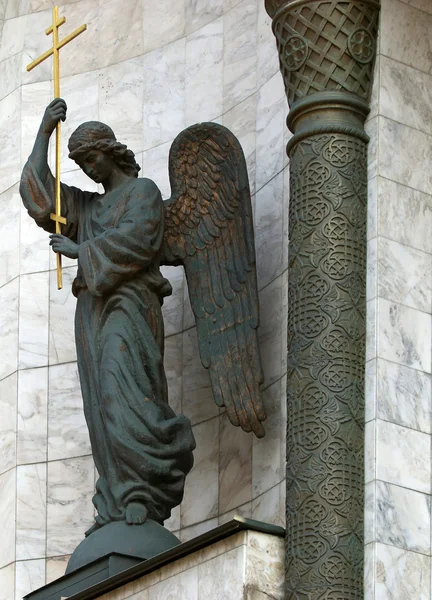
top-left (68, 121), bottom-right (141, 178)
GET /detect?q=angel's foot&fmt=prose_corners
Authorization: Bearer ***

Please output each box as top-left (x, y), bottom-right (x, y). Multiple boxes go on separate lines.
top-left (125, 502), bottom-right (148, 525)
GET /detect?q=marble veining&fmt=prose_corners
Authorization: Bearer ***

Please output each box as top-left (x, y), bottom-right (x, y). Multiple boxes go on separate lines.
top-left (0, 372), bottom-right (17, 475)
top-left (0, 469), bottom-right (16, 570)
top-left (19, 271), bottom-right (49, 368)
top-left (375, 481), bottom-right (430, 554)
top-left (15, 559), bottom-right (45, 600)
top-left (375, 543), bottom-right (430, 600)
top-left (16, 463), bottom-right (47, 560)
top-left (17, 367), bottom-right (48, 465)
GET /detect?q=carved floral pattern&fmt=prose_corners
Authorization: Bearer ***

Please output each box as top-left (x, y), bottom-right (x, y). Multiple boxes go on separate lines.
top-left (285, 133), bottom-right (367, 599)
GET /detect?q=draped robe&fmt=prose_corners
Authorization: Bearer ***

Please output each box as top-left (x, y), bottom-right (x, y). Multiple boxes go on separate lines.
top-left (20, 162), bottom-right (195, 527)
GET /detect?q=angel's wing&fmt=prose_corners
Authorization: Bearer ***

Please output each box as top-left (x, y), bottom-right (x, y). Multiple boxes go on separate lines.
top-left (162, 123), bottom-right (266, 438)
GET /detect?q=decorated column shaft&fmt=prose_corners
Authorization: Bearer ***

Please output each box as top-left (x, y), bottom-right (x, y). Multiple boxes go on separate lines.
top-left (265, 1), bottom-right (379, 598)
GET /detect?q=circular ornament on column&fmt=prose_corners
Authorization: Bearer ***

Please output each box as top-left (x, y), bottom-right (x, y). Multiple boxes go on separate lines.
top-left (282, 34), bottom-right (309, 71)
top-left (347, 28), bottom-right (375, 64)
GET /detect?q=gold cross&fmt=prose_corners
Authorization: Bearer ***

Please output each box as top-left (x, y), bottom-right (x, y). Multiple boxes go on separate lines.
top-left (27, 7), bottom-right (87, 290)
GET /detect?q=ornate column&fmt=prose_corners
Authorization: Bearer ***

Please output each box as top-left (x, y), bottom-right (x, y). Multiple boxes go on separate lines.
top-left (265, 1), bottom-right (379, 598)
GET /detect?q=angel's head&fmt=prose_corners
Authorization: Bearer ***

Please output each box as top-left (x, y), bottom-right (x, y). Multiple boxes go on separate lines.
top-left (68, 121), bottom-right (141, 184)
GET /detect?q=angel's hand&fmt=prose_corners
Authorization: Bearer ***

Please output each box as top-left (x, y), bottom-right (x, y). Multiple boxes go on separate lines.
top-left (41, 98), bottom-right (67, 136)
top-left (49, 234), bottom-right (79, 259)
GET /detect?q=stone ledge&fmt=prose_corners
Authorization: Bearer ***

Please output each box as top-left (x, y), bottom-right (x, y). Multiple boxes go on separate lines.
top-left (24, 517), bottom-right (285, 600)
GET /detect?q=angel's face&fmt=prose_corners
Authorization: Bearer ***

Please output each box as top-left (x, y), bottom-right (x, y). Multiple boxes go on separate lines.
top-left (76, 150), bottom-right (115, 184)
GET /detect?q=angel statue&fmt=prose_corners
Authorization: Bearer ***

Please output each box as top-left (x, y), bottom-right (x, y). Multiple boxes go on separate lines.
top-left (20, 98), bottom-right (266, 572)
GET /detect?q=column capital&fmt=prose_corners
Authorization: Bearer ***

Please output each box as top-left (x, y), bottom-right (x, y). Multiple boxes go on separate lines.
top-left (265, 0), bottom-right (380, 106)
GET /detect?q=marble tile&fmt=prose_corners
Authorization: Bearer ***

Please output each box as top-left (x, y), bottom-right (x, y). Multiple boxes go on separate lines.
top-left (376, 420), bottom-right (431, 494)
top-left (97, 0), bottom-right (143, 69)
top-left (255, 73), bottom-right (285, 192)
top-left (198, 545), bottom-right (245, 598)
top-left (376, 481), bottom-right (430, 554)
top-left (255, 173), bottom-right (284, 290)
top-left (161, 265), bottom-right (184, 337)
top-left (46, 455), bottom-right (95, 556)
top-left (48, 362), bottom-right (90, 461)
top-left (0, 564), bottom-right (15, 600)
top-left (380, 0), bottom-right (432, 75)
top-left (257, 273), bottom-right (286, 389)
top-left (0, 51), bottom-right (21, 101)
top-left (0, 277), bottom-right (18, 381)
top-left (222, 92), bottom-right (257, 194)
top-left (164, 333), bottom-right (183, 418)
top-left (21, 8), bottom-right (61, 85)
top-left (182, 327), bottom-right (218, 425)
top-left (20, 79), bottom-right (52, 169)
top-left (181, 417), bottom-right (219, 527)
top-left (185, 17), bottom-right (223, 125)
top-left (15, 559), bottom-right (45, 600)
top-left (142, 39), bottom-right (185, 152)
top-left (376, 359), bottom-right (431, 434)
top-left (253, 379), bottom-right (283, 497)
top-left (17, 367), bottom-right (48, 465)
top-left (364, 481), bottom-right (376, 546)
top-left (367, 176), bottom-right (378, 241)
top-left (400, 0), bottom-right (432, 13)
top-left (365, 116), bottom-right (378, 181)
top-left (377, 298), bottom-right (431, 373)
top-left (223, 0), bottom-right (257, 112)
top-left (377, 177), bottom-right (432, 254)
top-left (45, 555), bottom-right (69, 584)
top-left (179, 517), bottom-right (219, 543)
top-left (365, 359), bottom-right (376, 423)
top-left (19, 271), bottom-right (49, 368)
top-left (141, 141), bottom-right (171, 200)
top-left (375, 542), bottom-right (430, 600)
top-left (364, 543), bottom-right (375, 600)
top-left (0, 468), bottom-right (16, 569)
top-left (367, 237), bottom-right (377, 302)
top-left (143, 0), bottom-right (185, 54)
top-left (379, 118), bottom-right (432, 196)
top-left (377, 237), bottom-right (432, 313)
top-left (16, 463), bottom-right (47, 560)
top-left (0, 14), bottom-right (25, 61)
top-left (20, 204), bottom-right (50, 275)
top-left (150, 566), bottom-right (198, 600)
top-left (0, 184), bottom-right (19, 288)
top-left (365, 420), bottom-right (375, 484)
top-left (185, 0), bottom-right (223, 35)
top-left (218, 501), bottom-right (252, 525)
top-left (0, 88), bottom-right (20, 193)
top-left (256, 0), bottom-right (279, 89)
top-left (98, 57), bottom-right (144, 156)
top-left (381, 56), bottom-right (432, 137)
top-left (246, 531), bottom-right (284, 600)
top-left (0, 372), bottom-right (17, 475)
top-left (219, 413), bottom-right (252, 514)
top-left (164, 505), bottom-right (180, 534)
top-left (52, 70), bottom-right (99, 174)
top-left (252, 483), bottom-right (283, 527)
top-left (49, 267), bottom-right (77, 365)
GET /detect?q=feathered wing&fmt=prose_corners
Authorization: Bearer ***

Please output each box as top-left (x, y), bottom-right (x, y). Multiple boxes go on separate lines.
top-left (162, 123), bottom-right (266, 438)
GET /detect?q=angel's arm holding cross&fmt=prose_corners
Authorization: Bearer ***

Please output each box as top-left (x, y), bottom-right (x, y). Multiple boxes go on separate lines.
top-left (20, 98), bottom-right (86, 259)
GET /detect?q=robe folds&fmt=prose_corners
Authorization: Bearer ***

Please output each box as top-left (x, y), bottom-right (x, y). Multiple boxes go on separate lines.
top-left (20, 162), bottom-right (196, 526)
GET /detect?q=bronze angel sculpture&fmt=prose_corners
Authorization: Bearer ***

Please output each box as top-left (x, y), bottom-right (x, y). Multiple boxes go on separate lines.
top-left (20, 98), bottom-right (266, 569)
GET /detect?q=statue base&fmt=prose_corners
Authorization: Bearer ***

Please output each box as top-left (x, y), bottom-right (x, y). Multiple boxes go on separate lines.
top-left (66, 519), bottom-right (181, 574)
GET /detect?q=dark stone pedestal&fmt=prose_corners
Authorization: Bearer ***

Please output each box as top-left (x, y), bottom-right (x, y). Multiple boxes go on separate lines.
top-left (24, 553), bottom-right (143, 600)
top-left (66, 520), bottom-right (181, 574)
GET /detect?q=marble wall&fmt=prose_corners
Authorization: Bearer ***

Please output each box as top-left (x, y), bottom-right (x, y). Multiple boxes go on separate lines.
top-left (0, 0), bottom-right (288, 597)
top-left (365, 0), bottom-right (432, 598)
